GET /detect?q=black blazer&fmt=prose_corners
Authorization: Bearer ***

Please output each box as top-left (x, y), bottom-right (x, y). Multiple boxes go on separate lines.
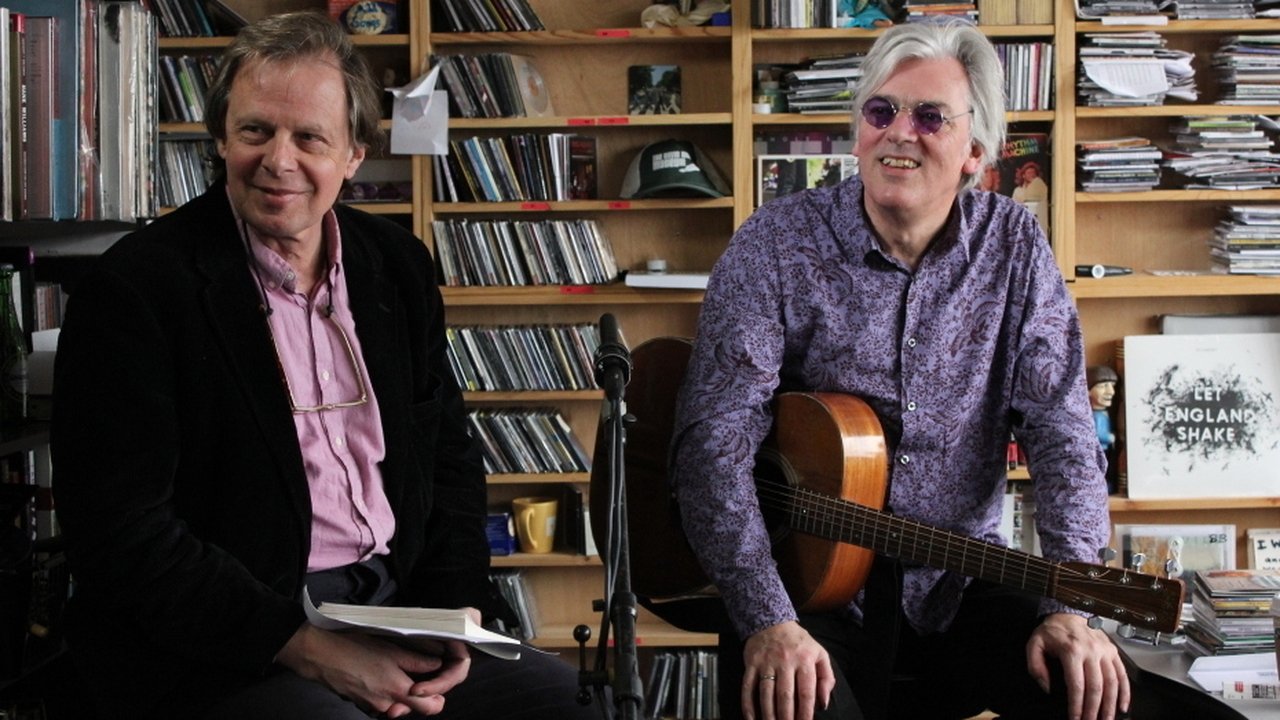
top-left (50, 185), bottom-right (494, 718)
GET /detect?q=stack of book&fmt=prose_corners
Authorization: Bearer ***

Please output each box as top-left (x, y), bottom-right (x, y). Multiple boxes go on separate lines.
top-left (781, 54), bottom-right (865, 114)
top-left (1213, 35), bottom-right (1280, 105)
top-left (1210, 205), bottom-right (1280, 275)
top-left (1077, 32), bottom-right (1197, 107)
top-left (1162, 115), bottom-right (1280, 190)
top-left (1184, 569), bottom-right (1280, 656)
top-left (1076, 136), bottom-right (1164, 192)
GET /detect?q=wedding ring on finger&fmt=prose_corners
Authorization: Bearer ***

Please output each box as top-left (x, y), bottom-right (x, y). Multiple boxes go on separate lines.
top-left (761, 674), bottom-right (777, 681)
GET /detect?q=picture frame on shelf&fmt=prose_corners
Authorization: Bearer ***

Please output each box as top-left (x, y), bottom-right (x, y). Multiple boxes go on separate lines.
top-left (628, 64), bottom-right (681, 115)
top-left (1122, 333), bottom-right (1280, 500)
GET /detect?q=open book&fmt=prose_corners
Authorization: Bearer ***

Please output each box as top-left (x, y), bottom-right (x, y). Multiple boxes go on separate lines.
top-left (303, 588), bottom-right (522, 660)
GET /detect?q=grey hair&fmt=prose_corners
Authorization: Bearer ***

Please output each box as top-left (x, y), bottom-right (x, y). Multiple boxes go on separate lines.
top-left (204, 11), bottom-right (384, 176)
top-left (852, 21), bottom-right (1007, 190)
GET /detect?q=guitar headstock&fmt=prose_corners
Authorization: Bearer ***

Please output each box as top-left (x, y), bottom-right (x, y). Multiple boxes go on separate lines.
top-left (1055, 561), bottom-right (1185, 633)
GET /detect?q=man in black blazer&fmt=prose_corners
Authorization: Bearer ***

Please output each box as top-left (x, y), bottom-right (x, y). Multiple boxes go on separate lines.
top-left (51, 12), bottom-right (594, 720)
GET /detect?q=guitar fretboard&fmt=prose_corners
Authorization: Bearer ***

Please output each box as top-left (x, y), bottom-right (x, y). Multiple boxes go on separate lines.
top-left (759, 479), bottom-right (1057, 595)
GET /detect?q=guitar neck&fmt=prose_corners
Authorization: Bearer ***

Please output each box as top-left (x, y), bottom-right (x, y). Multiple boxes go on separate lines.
top-left (786, 484), bottom-right (1058, 597)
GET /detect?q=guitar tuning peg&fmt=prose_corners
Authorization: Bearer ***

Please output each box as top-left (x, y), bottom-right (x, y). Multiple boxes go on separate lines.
top-left (1097, 547), bottom-right (1117, 565)
top-left (1130, 552), bottom-right (1146, 570)
top-left (1087, 616), bottom-right (1103, 630)
top-left (1117, 623), bottom-right (1136, 639)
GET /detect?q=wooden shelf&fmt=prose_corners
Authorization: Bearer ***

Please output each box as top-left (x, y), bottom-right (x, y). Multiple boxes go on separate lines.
top-left (442, 284), bottom-right (703, 306)
top-left (449, 113), bottom-right (731, 129)
top-left (753, 110), bottom-right (1054, 125)
top-left (532, 623), bottom-right (718, 649)
top-left (429, 26), bottom-right (731, 46)
top-left (1109, 496), bottom-right (1280, 512)
top-left (490, 552), bottom-right (602, 567)
top-left (1073, 19), bottom-right (1280, 33)
top-left (751, 24), bottom-right (1054, 41)
top-left (1069, 274), bottom-right (1280, 299)
top-left (158, 34), bottom-right (409, 50)
top-left (488, 472), bottom-right (590, 485)
top-left (430, 198), bottom-right (735, 214)
top-left (463, 390), bottom-right (604, 403)
top-left (1077, 104), bottom-right (1280, 118)
top-left (1077, 190), bottom-right (1280, 203)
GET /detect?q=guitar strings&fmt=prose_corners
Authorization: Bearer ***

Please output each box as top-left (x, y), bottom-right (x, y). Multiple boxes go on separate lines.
top-left (749, 476), bottom-right (1169, 627)
top-left (749, 476), bottom-right (1054, 590)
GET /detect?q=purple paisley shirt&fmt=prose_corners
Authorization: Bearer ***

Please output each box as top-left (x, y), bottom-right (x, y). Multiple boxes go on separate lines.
top-left (671, 176), bottom-right (1110, 639)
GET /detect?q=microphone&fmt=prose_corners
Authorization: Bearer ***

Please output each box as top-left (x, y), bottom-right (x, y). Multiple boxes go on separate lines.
top-left (593, 312), bottom-right (632, 401)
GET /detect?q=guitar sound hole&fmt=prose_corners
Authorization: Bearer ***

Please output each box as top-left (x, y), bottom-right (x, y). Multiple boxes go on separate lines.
top-left (753, 448), bottom-right (794, 545)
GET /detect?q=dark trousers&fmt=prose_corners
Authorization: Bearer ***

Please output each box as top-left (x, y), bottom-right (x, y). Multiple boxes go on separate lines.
top-left (718, 556), bottom-right (1192, 720)
top-left (201, 556), bottom-right (602, 720)
top-left (718, 558), bottom-right (1060, 720)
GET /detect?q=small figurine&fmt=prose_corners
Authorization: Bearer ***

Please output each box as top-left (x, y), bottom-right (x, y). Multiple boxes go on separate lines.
top-left (1087, 365), bottom-right (1118, 451)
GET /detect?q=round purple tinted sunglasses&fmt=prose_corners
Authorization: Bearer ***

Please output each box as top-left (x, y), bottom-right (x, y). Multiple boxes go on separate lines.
top-left (860, 96), bottom-right (973, 135)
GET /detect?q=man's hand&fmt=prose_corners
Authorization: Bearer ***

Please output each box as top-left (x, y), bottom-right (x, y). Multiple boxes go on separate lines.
top-left (740, 621), bottom-right (836, 720)
top-left (276, 621), bottom-right (473, 718)
top-left (1026, 613), bottom-right (1129, 720)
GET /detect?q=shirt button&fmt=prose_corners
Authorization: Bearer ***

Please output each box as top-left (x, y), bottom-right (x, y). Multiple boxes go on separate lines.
top-left (899, 454), bottom-right (910, 465)
top-left (335, 436), bottom-right (345, 447)
top-left (906, 401), bottom-right (917, 412)
top-left (321, 370), bottom-right (331, 381)
top-left (906, 337), bottom-right (918, 348)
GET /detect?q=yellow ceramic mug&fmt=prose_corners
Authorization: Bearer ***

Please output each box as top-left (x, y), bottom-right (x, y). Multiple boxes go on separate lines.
top-left (512, 496), bottom-right (558, 554)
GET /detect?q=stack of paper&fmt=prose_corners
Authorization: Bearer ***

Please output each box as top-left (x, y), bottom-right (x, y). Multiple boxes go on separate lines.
top-left (303, 588), bottom-right (524, 660)
top-left (1076, 0), bottom-right (1169, 17)
top-left (1163, 116), bottom-right (1280, 191)
top-left (1183, 569), bottom-right (1280, 656)
top-left (1211, 205), bottom-right (1280, 275)
top-left (1213, 35), bottom-right (1280, 105)
top-left (1077, 32), bottom-right (1196, 106)
top-left (1077, 136), bottom-right (1164, 192)
top-left (1175, 0), bottom-right (1253, 19)
top-left (781, 54), bottom-right (865, 114)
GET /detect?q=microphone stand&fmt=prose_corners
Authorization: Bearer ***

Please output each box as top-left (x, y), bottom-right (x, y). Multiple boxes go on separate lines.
top-left (577, 314), bottom-right (643, 720)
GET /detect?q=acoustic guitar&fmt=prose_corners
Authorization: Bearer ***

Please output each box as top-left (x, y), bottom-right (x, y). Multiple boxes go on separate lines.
top-left (589, 337), bottom-right (1184, 635)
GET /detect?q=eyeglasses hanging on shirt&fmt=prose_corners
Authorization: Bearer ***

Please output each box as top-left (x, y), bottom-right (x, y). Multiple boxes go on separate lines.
top-left (262, 312), bottom-right (369, 414)
top-left (244, 223), bottom-right (369, 414)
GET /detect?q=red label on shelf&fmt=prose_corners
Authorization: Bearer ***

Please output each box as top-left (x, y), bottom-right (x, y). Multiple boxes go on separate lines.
top-left (607, 201), bottom-right (632, 210)
top-left (597, 117), bottom-right (630, 125)
top-left (567, 117), bottom-right (597, 126)
top-left (595, 28), bottom-right (631, 37)
top-left (560, 285), bottom-right (595, 294)
top-left (520, 202), bottom-right (551, 211)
